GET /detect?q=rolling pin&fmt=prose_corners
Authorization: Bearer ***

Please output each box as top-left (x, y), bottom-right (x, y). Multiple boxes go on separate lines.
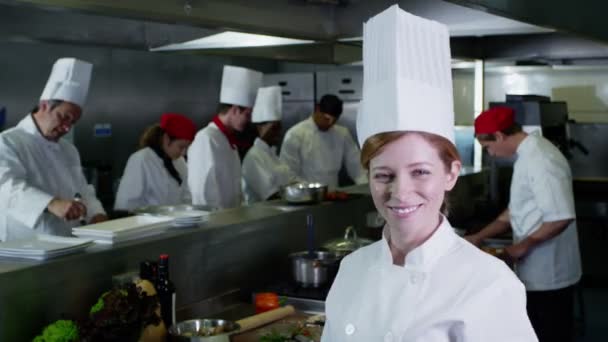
top-left (236, 305), bottom-right (296, 333)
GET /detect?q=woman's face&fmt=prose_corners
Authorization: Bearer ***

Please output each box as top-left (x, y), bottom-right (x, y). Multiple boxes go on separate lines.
top-left (162, 135), bottom-right (191, 160)
top-left (368, 133), bottom-right (460, 239)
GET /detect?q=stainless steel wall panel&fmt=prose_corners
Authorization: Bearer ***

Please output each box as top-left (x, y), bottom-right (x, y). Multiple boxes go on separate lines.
top-left (263, 73), bottom-right (315, 101)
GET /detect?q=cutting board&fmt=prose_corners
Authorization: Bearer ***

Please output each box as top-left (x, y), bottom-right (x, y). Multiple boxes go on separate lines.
top-left (231, 312), bottom-right (322, 342)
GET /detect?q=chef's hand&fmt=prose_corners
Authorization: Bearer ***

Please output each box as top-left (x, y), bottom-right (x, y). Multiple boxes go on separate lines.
top-left (504, 241), bottom-right (531, 261)
top-left (464, 234), bottom-right (483, 247)
top-left (47, 198), bottom-right (87, 221)
top-left (89, 214), bottom-right (109, 224)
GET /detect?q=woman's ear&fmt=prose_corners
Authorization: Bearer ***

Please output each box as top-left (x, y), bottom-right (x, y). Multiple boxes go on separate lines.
top-left (444, 160), bottom-right (461, 191)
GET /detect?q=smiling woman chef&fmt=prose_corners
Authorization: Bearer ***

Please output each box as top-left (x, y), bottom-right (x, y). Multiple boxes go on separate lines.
top-left (320, 6), bottom-right (537, 342)
top-left (0, 58), bottom-right (108, 241)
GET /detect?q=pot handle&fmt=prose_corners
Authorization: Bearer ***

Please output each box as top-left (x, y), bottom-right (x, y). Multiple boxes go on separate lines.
top-left (344, 226), bottom-right (357, 240)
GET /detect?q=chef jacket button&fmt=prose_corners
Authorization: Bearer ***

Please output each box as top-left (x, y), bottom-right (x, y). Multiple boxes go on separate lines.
top-left (384, 331), bottom-right (394, 342)
top-left (345, 323), bottom-right (356, 335)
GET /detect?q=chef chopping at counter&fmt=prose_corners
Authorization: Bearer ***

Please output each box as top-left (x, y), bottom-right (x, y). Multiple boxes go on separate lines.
top-left (466, 106), bottom-right (581, 342)
top-left (321, 6), bottom-right (537, 341)
top-left (0, 57), bottom-right (108, 241)
top-left (188, 65), bottom-right (262, 209)
top-left (114, 113), bottom-right (196, 211)
top-left (279, 94), bottom-right (367, 188)
top-left (242, 86), bottom-right (300, 203)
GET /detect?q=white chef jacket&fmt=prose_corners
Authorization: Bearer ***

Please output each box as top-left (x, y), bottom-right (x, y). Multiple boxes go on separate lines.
top-left (0, 115), bottom-right (105, 241)
top-left (509, 132), bottom-right (582, 291)
top-left (279, 117), bottom-right (366, 188)
top-left (242, 138), bottom-right (299, 203)
top-left (114, 147), bottom-right (191, 211)
top-left (187, 122), bottom-right (241, 209)
top-left (322, 216), bottom-right (537, 342)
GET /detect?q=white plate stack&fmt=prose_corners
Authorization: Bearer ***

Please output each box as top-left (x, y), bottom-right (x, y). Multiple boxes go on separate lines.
top-left (164, 210), bottom-right (210, 227)
top-left (0, 235), bottom-right (93, 260)
top-left (72, 215), bottom-right (173, 244)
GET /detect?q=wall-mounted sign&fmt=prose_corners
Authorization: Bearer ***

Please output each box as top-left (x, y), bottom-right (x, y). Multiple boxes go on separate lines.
top-left (94, 123), bottom-right (112, 137)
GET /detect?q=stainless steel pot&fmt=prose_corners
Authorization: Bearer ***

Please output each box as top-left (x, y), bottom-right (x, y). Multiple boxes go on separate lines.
top-left (322, 226), bottom-right (374, 258)
top-left (168, 319), bottom-right (240, 342)
top-left (281, 182), bottom-right (328, 204)
top-left (289, 250), bottom-right (339, 288)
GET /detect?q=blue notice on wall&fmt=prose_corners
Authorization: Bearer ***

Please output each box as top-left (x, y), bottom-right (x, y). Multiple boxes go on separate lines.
top-left (94, 123), bottom-right (112, 137)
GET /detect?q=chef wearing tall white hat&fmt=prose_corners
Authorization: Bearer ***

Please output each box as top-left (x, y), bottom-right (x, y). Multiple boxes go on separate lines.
top-left (0, 58), bottom-right (108, 241)
top-left (321, 6), bottom-right (537, 341)
top-left (188, 65), bottom-right (262, 209)
top-left (242, 86), bottom-right (300, 203)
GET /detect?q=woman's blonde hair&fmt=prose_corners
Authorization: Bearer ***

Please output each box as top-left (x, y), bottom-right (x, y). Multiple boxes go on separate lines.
top-left (138, 125), bottom-right (164, 150)
top-left (360, 131), bottom-right (461, 214)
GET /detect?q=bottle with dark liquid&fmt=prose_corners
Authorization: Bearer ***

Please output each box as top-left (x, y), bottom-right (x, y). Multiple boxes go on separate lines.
top-left (156, 254), bottom-right (176, 327)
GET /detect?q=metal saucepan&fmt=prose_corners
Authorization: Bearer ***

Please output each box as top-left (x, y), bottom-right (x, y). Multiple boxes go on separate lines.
top-left (281, 182), bottom-right (328, 204)
top-left (322, 226), bottom-right (374, 259)
top-left (168, 319), bottom-right (240, 342)
top-left (289, 250), bottom-right (339, 288)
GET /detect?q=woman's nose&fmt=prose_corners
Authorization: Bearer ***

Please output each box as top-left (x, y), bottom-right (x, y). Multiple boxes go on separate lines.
top-left (388, 174), bottom-right (412, 201)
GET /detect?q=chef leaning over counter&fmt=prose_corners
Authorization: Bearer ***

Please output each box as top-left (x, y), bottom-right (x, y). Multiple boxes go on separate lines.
top-left (466, 106), bottom-right (581, 342)
top-left (242, 86), bottom-right (300, 203)
top-left (114, 113), bottom-right (196, 211)
top-left (188, 65), bottom-right (262, 209)
top-left (0, 58), bottom-right (108, 242)
top-left (280, 94), bottom-right (367, 188)
top-left (321, 6), bottom-right (537, 341)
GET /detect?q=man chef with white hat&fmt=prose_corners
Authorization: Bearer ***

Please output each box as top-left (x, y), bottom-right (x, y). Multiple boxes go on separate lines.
top-left (0, 58), bottom-right (108, 241)
top-left (188, 65), bottom-right (262, 209)
top-left (321, 5), bottom-right (536, 341)
top-left (280, 94), bottom-right (366, 189)
top-left (242, 86), bottom-right (300, 203)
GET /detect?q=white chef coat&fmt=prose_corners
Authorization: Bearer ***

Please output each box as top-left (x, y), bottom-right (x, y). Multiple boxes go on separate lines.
top-left (280, 117), bottom-right (366, 188)
top-left (242, 138), bottom-right (299, 203)
top-left (509, 132), bottom-right (582, 291)
top-left (114, 147), bottom-right (191, 211)
top-left (322, 216), bottom-right (537, 342)
top-left (0, 115), bottom-right (105, 241)
top-left (187, 122), bottom-right (241, 209)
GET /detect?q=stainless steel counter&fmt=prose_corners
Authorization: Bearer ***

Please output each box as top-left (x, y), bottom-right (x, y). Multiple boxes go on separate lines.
top-left (0, 194), bottom-right (375, 340)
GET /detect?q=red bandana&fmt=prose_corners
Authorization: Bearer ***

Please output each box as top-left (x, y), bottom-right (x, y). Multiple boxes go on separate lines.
top-left (212, 115), bottom-right (237, 149)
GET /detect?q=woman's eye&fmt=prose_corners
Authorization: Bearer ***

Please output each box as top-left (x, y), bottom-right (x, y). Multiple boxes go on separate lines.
top-left (412, 169), bottom-right (431, 177)
top-left (373, 173), bottom-right (393, 182)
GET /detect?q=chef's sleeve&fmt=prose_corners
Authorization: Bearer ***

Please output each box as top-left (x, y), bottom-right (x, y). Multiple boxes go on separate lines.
top-left (70, 149), bottom-right (106, 219)
top-left (242, 153), bottom-right (275, 201)
top-left (279, 131), bottom-right (302, 179)
top-left (175, 157), bottom-right (192, 205)
top-left (0, 138), bottom-right (54, 228)
top-left (529, 158), bottom-right (576, 222)
top-left (114, 153), bottom-right (146, 211)
top-left (343, 130), bottom-right (367, 184)
top-left (462, 275), bottom-right (538, 342)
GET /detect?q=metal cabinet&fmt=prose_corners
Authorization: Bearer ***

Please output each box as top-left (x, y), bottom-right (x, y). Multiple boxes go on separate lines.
top-left (263, 73), bottom-right (315, 101)
top-left (316, 70), bottom-right (363, 101)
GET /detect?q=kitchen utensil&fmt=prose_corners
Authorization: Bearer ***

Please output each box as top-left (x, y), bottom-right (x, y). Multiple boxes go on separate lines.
top-left (321, 226), bottom-right (374, 258)
top-left (280, 183), bottom-right (328, 204)
top-left (289, 251), bottom-right (339, 288)
top-left (168, 319), bottom-right (240, 342)
top-left (306, 214), bottom-right (314, 258)
top-left (134, 204), bottom-right (215, 216)
top-left (236, 305), bottom-right (296, 333)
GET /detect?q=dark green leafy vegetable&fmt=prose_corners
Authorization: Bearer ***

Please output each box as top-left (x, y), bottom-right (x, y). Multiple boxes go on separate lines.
top-left (32, 320), bottom-right (79, 342)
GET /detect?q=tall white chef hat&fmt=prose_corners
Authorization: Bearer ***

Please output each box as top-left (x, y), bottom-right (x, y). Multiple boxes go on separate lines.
top-left (40, 58), bottom-right (93, 108)
top-left (220, 65), bottom-right (263, 108)
top-left (252, 86), bottom-right (283, 123)
top-left (357, 5), bottom-right (454, 147)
